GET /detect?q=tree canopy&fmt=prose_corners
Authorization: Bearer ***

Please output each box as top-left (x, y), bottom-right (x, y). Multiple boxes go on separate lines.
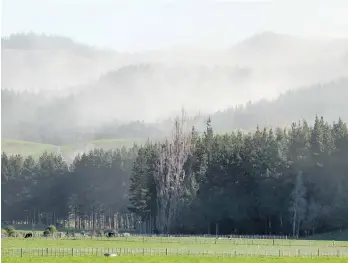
top-left (2, 116), bottom-right (348, 235)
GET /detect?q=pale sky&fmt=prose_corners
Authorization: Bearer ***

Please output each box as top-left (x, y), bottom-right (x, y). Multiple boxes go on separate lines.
top-left (1, 0), bottom-right (348, 52)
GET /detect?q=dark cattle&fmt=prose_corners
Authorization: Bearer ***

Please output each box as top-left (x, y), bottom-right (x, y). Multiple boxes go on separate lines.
top-left (24, 233), bottom-right (33, 238)
top-left (107, 232), bottom-right (115, 238)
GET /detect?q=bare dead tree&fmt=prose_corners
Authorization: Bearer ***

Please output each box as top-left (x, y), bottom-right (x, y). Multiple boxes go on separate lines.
top-left (153, 109), bottom-right (193, 233)
top-left (289, 171), bottom-right (307, 237)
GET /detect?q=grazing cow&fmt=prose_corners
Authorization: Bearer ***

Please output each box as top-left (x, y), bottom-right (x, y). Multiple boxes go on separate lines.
top-left (107, 232), bottom-right (115, 238)
top-left (24, 233), bottom-right (33, 238)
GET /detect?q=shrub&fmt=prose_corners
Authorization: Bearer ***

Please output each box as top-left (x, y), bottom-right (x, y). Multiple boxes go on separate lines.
top-left (103, 229), bottom-right (116, 235)
top-left (43, 230), bottom-right (50, 237)
top-left (3, 226), bottom-right (15, 237)
top-left (45, 225), bottom-right (57, 235)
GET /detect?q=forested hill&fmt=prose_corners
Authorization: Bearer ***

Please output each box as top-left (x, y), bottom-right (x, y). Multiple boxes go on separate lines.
top-left (207, 78), bottom-right (348, 132)
top-left (2, 115), bottom-right (348, 235)
top-left (2, 78), bottom-right (348, 146)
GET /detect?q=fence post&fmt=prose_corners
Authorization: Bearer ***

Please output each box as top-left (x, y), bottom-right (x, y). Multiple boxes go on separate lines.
top-left (166, 248), bottom-right (168, 256)
top-left (72, 248), bottom-right (74, 256)
top-left (317, 248), bottom-right (320, 257)
top-left (21, 248), bottom-right (23, 257)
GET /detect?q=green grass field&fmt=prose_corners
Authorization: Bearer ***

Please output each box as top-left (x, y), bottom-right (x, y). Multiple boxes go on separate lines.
top-left (2, 236), bottom-right (348, 257)
top-left (1, 139), bottom-right (57, 157)
top-left (2, 256), bottom-right (347, 263)
top-left (2, 236), bottom-right (348, 249)
top-left (2, 236), bottom-right (348, 263)
top-left (1, 138), bottom-right (149, 158)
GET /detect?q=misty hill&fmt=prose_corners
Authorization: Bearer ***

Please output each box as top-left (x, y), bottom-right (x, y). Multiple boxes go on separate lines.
top-left (76, 63), bottom-right (252, 122)
top-left (206, 78), bottom-right (348, 132)
top-left (2, 32), bottom-right (348, 146)
top-left (2, 32), bottom-right (348, 98)
top-left (2, 78), bottom-right (348, 147)
top-left (1, 33), bottom-right (95, 53)
top-left (231, 32), bottom-right (348, 66)
top-left (229, 32), bottom-right (348, 92)
top-left (1, 33), bottom-right (128, 91)
top-left (50, 31), bottom-right (348, 122)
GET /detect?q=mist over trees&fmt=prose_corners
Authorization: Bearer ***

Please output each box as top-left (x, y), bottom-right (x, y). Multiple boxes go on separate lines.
top-left (2, 116), bottom-right (348, 235)
top-left (2, 32), bottom-right (348, 236)
top-left (2, 32), bottom-right (348, 119)
top-left (2, 78), bottom-right (348, 145)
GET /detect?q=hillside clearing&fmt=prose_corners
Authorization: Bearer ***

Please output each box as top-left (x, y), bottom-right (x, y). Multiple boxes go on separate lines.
top-left (1, 138), bottom-right (149, 158)
top-left (1, 139), bottom-right (56, 157)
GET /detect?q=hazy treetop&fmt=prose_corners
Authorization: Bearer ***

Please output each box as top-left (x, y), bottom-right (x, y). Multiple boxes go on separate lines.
top-left (2, 0), bottom-right (348, 52)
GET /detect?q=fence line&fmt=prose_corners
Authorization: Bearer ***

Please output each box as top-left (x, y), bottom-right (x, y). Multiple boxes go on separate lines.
top-left (11, 232), bottom-right (292, 240)
top-left (131, 234), bottom-right (292, 239)
top-left (3, 235), bottom-right (347, 248)
top-left (2, 247), bottom-right (347, 258)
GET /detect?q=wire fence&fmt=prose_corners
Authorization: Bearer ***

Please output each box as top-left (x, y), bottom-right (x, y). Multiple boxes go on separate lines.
top-left (130, 234), bottom-right (292, 239)
top-left (2, 247), bottom-right (348, 258)
top-left (3, 235), bottom-right (347, 248)
top-left (13, 232), bottom-right (294, 240)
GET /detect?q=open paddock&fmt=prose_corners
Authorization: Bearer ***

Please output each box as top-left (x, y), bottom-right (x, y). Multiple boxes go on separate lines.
top-left (2, 235), bottom-right (348, 258)
top-left (2, 256), bottom-right (348, 263)
top-left (2, 235), bottom-right (348, 249)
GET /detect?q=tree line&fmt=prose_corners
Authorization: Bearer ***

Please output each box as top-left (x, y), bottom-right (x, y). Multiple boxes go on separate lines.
top-left (2, 115), bottom-right (348, 236)
top-left (1, 146), bottom-right (139, 231)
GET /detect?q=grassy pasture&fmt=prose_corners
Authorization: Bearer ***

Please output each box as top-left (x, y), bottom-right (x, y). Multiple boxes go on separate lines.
top-left (3, 235), bottom-right (348, 248)
top-left (2, 236), bottom-right (348, 257)
top-left (1, 139), bottom-right (56, 157)
top-left (2, 256), bottom-right (348, 263)
top-left (1, 138), bottom-right (149, 158)
top-left (2, 236), bottom-right (348, 263)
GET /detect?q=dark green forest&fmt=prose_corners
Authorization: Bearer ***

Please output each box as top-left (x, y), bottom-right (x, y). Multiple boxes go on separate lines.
top-left (2, 116), bottom-right (348, 236)
top-left (2, 78), bottom-right (348, 144)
